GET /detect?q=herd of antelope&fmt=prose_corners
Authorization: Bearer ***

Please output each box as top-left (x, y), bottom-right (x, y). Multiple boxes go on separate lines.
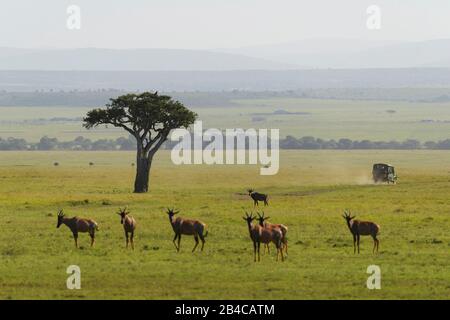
top-left (56, 189), bottom-right (380, 261)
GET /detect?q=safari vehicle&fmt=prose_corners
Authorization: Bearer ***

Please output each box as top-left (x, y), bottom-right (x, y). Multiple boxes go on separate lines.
top-left (372, 163), bottom-right (397, 183)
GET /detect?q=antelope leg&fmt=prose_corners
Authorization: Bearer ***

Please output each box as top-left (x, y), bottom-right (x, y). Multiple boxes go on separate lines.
top-left (172, 234), bottom-right (179, 251)
top-left (130, 232), bottom-right (134, 250)
top-left (192, 236), bottom-right (199, 253)
top-left (73, 234), bottom-right (78, 248)
top-left (257, 242), bottom-right (261, 262)
top-left (200, 235), bottom-right (205, 251)
top-left (357, 235), bottom-right (360, 254)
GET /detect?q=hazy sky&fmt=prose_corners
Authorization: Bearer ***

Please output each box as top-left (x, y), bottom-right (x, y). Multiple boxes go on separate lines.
top-left (1, 0), bottom-right (449, 49)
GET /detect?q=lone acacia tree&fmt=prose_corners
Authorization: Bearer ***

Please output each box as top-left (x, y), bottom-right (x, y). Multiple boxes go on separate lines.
top-left (83, 92), bottom-right (197, 193)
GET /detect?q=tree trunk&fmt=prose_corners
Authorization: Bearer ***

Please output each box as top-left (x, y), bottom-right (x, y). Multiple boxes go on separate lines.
top-left (133, 134), bottom-right (167, 193)
top-left (134, 153), bottom-right (152, 193)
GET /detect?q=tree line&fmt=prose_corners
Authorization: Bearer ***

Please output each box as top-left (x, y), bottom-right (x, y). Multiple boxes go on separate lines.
top-left (1, 135), bottom-right (450, 151)
top-left (3, 87), bottom-right (450, 107)
top-left (279, 136), bottom-right (450, 150)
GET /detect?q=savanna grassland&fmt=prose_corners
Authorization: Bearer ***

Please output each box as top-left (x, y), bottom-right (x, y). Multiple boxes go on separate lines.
top-left (2, 98), bottom-right (450, 142)
top-left (0, 150), bottom-right (449, 299)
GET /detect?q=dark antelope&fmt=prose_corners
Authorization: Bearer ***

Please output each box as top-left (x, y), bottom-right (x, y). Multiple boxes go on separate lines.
top-left (117, 207), bottom-right (137, 250)
top-left (56, 209), bottom-right (99, 248)
top-left (247, 189), bottom-right (269, 207)
top-left (342, 210), bottom-right (380, 254)
top-left (256, 212), bottom-right (288, 255)
top-left (166, 208), bottom-right (208, 253)
top-left (242, 211), bottom-right (284, 262)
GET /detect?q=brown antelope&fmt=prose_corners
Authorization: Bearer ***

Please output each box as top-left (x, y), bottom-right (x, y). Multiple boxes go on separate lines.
top-left (342, 210), bottom-right (380, 254)
top-left (116, 207), bottom-right (137, 250)
top-left (242, 211), bottom-right (284, 262)
top-left (256, 212), bottom-right (288, 255)
top-left (56, 209), bottom-right (99, 248)
top-left (166, 208), bottom-right (208, 253)
top-left (248, 189), bottom-right (269, 207)
top-left (242, 211), bottom-right (261, 262)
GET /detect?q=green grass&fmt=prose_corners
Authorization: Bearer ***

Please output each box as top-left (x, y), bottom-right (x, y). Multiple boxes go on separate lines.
top-left (2, 98), bottom-right (450, 141)
top-left (0, 150), bottom-right (449, 299)
top-left (229, 98), bottom-right (450, 141)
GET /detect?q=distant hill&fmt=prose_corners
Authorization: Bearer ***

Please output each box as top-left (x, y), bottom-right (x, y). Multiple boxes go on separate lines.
top-left (0, 47), bottom-right (297, 71)
top-left (2, 69), bottom-right (450, 92)
top-left (4, 39), bottom-right (450, 71)
top-left (221, 38), bottom-right (450, 68)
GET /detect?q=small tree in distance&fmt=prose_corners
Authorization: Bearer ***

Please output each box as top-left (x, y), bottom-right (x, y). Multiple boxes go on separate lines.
top-left (83, 92), bottom-right (197, 193)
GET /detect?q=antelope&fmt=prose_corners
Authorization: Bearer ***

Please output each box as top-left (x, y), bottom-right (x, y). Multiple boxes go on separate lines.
top-left (242, 211), bottom-right (284, 262)
top-left (166, 208), bottom-right (208, 253)
top-left (256, 212), bottom-right (288, 255)
top-left (56, 209), bottom-right (99, 248)
top-left (242, 211), bottom-right (261, 262)
top-left (342, 210), bottom-right (380, 254)
top-left (116, 207), bottom-right (137, 250)
top-left (247, 189), bottom-right (269, 207)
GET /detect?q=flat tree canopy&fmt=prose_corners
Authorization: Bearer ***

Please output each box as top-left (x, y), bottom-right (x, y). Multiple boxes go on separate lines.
top-left (83, 92), bottom-right (197, 192)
